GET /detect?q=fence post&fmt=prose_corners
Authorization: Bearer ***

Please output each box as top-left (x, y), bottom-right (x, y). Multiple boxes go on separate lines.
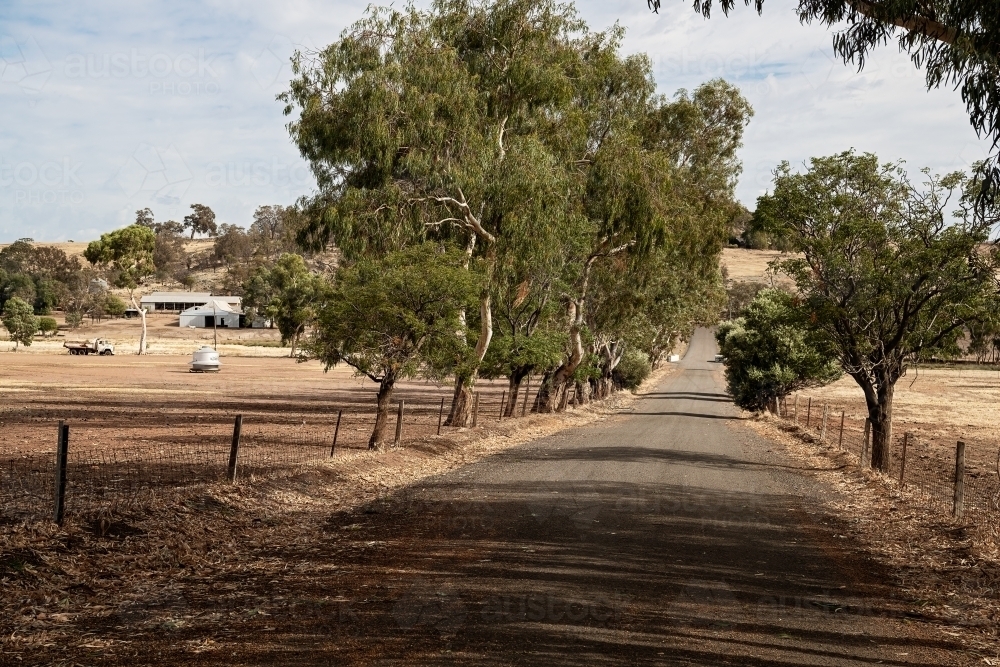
top-left (499, 390), bottom-right (506, 421)
top-left (471, 393), bottom-right (480, 427)
top-left (899, 432), bottom-right (910, 487)
top-left (522, 377), bottom-right (530, 417)
top-left (394, 400), bottom-right (404, 446)
top-left (806, 397), bottom-right (812, 428)
top-left (861, 418), bottom-right (871, 469)
top-left (437, 397), bottom-right (445, 435)
top-left (53, 421), bottom-right (69, 525)
top-left (330, 409), bottom-right (343, 456)
top-left (793, 395), bottom-right (799, 424)
top-left (953, 441), bottom-right (966, 519)
top-left (227, 414), bottom-right (242, 482)
top-left (838, 411), bottom-right (845, 449)
top-left (820, 404), bottom-right (829, 442)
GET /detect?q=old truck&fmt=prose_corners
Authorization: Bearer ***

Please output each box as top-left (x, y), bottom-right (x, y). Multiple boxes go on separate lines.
top-left (64, 339), bottom-right (115, 355)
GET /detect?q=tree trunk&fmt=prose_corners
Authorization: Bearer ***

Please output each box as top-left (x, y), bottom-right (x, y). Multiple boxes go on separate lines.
top-left (369, 376), bottom-right (396, 450)
top-left (446, 293), bottom-right (492, 426)
top-left (574, 379), bottom-right (590, 405)
top-left (538, 303), bottom-right (583, 413)
top-left (868, 382), bottom-right (894, 472)
top-left (130, 294), bottom-right (147, 356)
top-left (504, 368), bottom-right (529, 417)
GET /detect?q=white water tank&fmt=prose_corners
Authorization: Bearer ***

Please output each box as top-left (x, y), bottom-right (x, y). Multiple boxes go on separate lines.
top-left (190, 346), bottom-right (221, 372)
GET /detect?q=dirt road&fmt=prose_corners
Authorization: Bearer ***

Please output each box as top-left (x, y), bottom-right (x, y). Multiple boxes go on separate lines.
top-left (86, 328), bottom-right (962, 666)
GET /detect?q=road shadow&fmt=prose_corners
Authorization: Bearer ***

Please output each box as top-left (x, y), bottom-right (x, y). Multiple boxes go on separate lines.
top-left (78, 463), bottom-right (966, 665)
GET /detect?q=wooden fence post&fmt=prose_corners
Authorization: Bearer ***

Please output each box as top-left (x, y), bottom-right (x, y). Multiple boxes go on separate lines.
top-left (227, 415), bottom-right (242, 482)
top-left (861, 418), bottom-right (871, 469)
top-left (806, 397), bottom-right (812, 428)
top-left (53, 421), bottom-right (69, 525)
top-left (437, 397), bottom-right (445, 435)
top-left (499, 391), bottom-right (506, 421)
top-left (793, 395), bottom-right (799, 423)
top-left (953, 441), bottom-right (966, 519)
top-left (394, 400), bottom-right (404, 446)
top-left (838, 411), bottom-right (845, 449)
top-left (522, 377), bottom-right (530, 417)
top-left (899, 431), bottom-right (910, 487)
top-left (471, 393), bottom-right (479, 427)
top-left (820, 404), bottom-right (829, 442)
top-left (330, 410), bottom-right (343, 456)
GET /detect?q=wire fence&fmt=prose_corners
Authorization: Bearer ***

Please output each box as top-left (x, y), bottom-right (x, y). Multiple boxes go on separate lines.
top-left (0, 382), bottom-right (562, 526)
top-left (781, 395), bottom-right (1000, 545)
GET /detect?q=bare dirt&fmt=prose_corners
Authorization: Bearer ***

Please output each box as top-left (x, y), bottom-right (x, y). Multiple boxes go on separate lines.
top-left (0, 349), bottom-right (675, 665)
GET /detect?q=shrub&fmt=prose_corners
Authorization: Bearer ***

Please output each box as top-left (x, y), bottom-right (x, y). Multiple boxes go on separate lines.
top-left (716, 289), bottom-right (841, 412)
top-left (103, 293), bottom-right (127, 318)
top-left (613, 348), bottom-right (651, 390)
top-left (37, 316), bottom-right (58, 336)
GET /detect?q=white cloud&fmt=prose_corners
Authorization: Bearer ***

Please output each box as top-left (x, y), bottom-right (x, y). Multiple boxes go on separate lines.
top-left (0, 0), bottom-right (991, 241)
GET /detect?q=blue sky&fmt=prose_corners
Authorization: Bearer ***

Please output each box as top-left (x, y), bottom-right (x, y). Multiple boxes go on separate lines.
top-left (0, 0), bottom-right (990, 242)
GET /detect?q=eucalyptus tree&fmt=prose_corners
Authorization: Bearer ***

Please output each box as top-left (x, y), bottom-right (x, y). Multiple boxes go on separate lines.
top-left (758, 151), bottom-right (1000, 472)
top-left (283, 0), bottom-right (598, 425)
top-left (537, 78), bottom-right (753, 410)
top-left (84, 225), bottom-right (156, 354)
top-left (243, 253), bottom-right (330, 357)
top-left (310, 244), bottom-right (480, 449)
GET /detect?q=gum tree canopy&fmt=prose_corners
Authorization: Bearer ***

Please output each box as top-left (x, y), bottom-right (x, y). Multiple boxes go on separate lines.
top-left (84, 224), bottom-right (156, 355)
top-left (654, 0), bottom-right (1000, 200)
top-left (310, 244), bottom-right (479, 449)
top-left (283, 0), bottom-right (751, 419)
top-left (756, 151), bottom-right (1000, 472)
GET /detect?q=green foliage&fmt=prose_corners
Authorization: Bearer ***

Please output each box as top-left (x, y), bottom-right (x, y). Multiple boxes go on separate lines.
top-left (613, 348), bottom-right (652, 390)
top-left (283, 0), bottom-right (753, 411)
top-left (65, 310), bottom-right (83, 329)
top-left (84, 225), bottom-right (156, 292)
top-left (716, 289), bottom-right (841, 412)
top-left (0, 241), bottom-right (84, 314)
top-left (183, 203), bottom-right (217, 239)
top-left (311, 243), bottom-right (480, 382)
top-left (2, 297), bottom-right (38, 349)
top-left (37, 316), bottom-right (58, 336)
top-left (243, 253), bottom-right (330, 354)
top-left (103, 293), bottom-right (127, 318)
top-left (759, 150), bottom-right (1000, 470)
top-left (481, 330), bottom-right (565, 380)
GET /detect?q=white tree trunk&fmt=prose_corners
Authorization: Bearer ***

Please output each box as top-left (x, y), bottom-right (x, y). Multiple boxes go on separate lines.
top-left (130, 294), bottom-right (147, 356)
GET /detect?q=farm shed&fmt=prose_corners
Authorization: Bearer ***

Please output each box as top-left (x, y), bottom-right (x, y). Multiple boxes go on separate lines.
top-left (179, 300), bottom-right (243, 328)
top-left (140, 292), bottom-right (242, 313)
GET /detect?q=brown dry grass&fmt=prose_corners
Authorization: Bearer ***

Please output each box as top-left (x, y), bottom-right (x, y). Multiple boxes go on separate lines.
top-left (720, 247), bottom-right (799, 285)
top-left (0, 358), bottom-right (675, 663)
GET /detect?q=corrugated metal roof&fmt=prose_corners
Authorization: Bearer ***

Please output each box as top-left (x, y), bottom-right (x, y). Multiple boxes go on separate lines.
top-left (180, 300), bottom-right (243, 314)
top-left (140, 292), bottom-right (212, 302)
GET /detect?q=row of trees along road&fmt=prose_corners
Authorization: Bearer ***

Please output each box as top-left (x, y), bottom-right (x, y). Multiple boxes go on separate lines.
top-left (720, 151), bottom-right (1000, 474)
top-left (283, 0), bottom-right (751, 435)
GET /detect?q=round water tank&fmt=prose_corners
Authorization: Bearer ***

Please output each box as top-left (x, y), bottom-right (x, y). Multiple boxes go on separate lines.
top-left (190, 346), bottom-right (221, 372)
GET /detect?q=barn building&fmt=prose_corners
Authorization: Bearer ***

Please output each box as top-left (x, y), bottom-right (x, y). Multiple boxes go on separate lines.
top-left (178, 300), bottom-right (243, 328)
top-left (140, 292), bottom-right (242, 313)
